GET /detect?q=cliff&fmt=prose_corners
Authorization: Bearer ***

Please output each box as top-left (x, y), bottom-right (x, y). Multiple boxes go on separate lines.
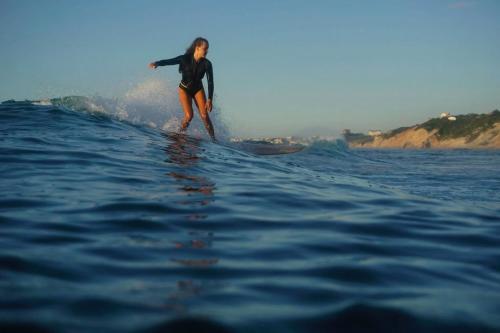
top-left (346, 110), bottom-right (500, 149)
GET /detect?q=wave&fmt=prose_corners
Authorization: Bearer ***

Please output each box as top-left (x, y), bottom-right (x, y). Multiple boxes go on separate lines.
top-left (0, 96), bottom-right (370, 173)
top-left (305, 139), bottom-right (350, 157)
top-left (27, 78), bottom-right (231, 141)
top-left (2, 92), bottom-right (500, 333)
top-left (2, 93), bottom-right (362, 165)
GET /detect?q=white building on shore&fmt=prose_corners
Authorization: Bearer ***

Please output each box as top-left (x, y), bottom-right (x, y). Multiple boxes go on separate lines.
top-left (368, 130), bottom-right (383, 136)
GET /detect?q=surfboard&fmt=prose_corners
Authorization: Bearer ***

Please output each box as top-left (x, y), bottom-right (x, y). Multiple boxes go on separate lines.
top-left (161, 131), bottom-right (305, 156)
top-left (231, 142), bottom-right (305, 155)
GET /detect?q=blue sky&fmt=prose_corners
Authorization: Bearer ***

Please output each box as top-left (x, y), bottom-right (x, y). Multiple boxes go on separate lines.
top-left (1, 0), bottom-right (499, 137)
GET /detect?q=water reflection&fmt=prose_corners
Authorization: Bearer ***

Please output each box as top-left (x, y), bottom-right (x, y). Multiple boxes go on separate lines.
top-left (168, 172), bottom-right (215, 207)
top-left (162, 131), bottom-right (201, 167)
top-left (161, 131), bottom-right (219, 315)
top-left (163, 132), bottom-right (216, 208)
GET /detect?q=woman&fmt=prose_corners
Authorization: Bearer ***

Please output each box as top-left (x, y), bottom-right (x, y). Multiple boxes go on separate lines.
top-left (149, 37), bottom-right (215, 141)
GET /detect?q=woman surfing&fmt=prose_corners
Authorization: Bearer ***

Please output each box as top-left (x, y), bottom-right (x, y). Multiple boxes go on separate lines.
top-left (149, 37), bottom-right (216, 141)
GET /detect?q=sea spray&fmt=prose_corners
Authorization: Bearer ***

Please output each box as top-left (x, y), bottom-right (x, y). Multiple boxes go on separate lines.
top-left (36, 77), bottom-right (231, 141)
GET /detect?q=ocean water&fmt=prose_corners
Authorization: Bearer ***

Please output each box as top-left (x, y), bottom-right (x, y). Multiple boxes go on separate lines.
top-left (1, 94), bottom-right (500, 333)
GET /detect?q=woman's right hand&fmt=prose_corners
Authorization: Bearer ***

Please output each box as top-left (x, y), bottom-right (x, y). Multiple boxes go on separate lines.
top-left (148, 62), bottom-right (157, 69)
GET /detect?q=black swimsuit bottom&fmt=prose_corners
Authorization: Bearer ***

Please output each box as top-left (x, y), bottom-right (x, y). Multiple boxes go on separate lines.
top-left (179, 80), bottom-right (203, 98)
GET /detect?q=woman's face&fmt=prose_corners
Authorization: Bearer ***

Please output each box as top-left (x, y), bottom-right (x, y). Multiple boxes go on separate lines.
top-left (195, 42), bottom-right (209, 58)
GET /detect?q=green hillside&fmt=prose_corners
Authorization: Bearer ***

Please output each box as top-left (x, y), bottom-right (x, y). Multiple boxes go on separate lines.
top-left (344, 110), bottom-right (500, 145)
top-left (417, 110), bottom-right (500, 142)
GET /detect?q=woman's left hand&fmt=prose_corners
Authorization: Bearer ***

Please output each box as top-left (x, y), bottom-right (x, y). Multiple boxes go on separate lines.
top-left (205, 99), bottom-right (213, 113)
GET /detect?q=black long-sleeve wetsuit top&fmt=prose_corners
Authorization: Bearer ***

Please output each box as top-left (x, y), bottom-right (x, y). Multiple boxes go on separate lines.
top-left (154, 54), bottom-right (214, 100)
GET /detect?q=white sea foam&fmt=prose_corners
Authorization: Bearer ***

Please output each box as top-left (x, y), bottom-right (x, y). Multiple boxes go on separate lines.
top-left (59, 78), bottom-right (230, 141)
top-left (32, 99), bottom-right (53, 106)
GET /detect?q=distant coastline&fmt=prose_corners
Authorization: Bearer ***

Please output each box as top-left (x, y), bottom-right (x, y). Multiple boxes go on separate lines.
top-left (344, 110), bottom-right (500, 149)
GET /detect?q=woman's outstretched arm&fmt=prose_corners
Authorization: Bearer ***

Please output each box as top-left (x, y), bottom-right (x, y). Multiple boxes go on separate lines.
top-left (149, 55), bottom-right (183, 69)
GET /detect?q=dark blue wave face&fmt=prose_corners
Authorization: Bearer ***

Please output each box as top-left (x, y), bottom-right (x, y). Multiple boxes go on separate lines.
top-left (1, 100), bottom-right (500, 333)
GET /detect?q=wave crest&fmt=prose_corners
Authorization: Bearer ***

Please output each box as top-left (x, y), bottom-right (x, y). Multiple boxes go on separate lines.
top-left (32, 78), bottom-right (230, 140)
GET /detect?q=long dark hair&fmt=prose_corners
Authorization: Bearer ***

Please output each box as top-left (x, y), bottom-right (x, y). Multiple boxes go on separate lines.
top-left (179, 37), bottom-right (209, 73)
top-left (185, 37), bottom-right (209, 55)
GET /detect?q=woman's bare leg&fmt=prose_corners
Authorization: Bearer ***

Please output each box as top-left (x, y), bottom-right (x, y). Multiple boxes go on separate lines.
top-left (193, 89), bottom-right (216, 141)
top-left (178, 87), bottom-right (193, 131)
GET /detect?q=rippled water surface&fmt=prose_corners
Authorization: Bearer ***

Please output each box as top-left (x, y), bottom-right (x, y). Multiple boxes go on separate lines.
top-left (1, 100), bottom-right (499, 333)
